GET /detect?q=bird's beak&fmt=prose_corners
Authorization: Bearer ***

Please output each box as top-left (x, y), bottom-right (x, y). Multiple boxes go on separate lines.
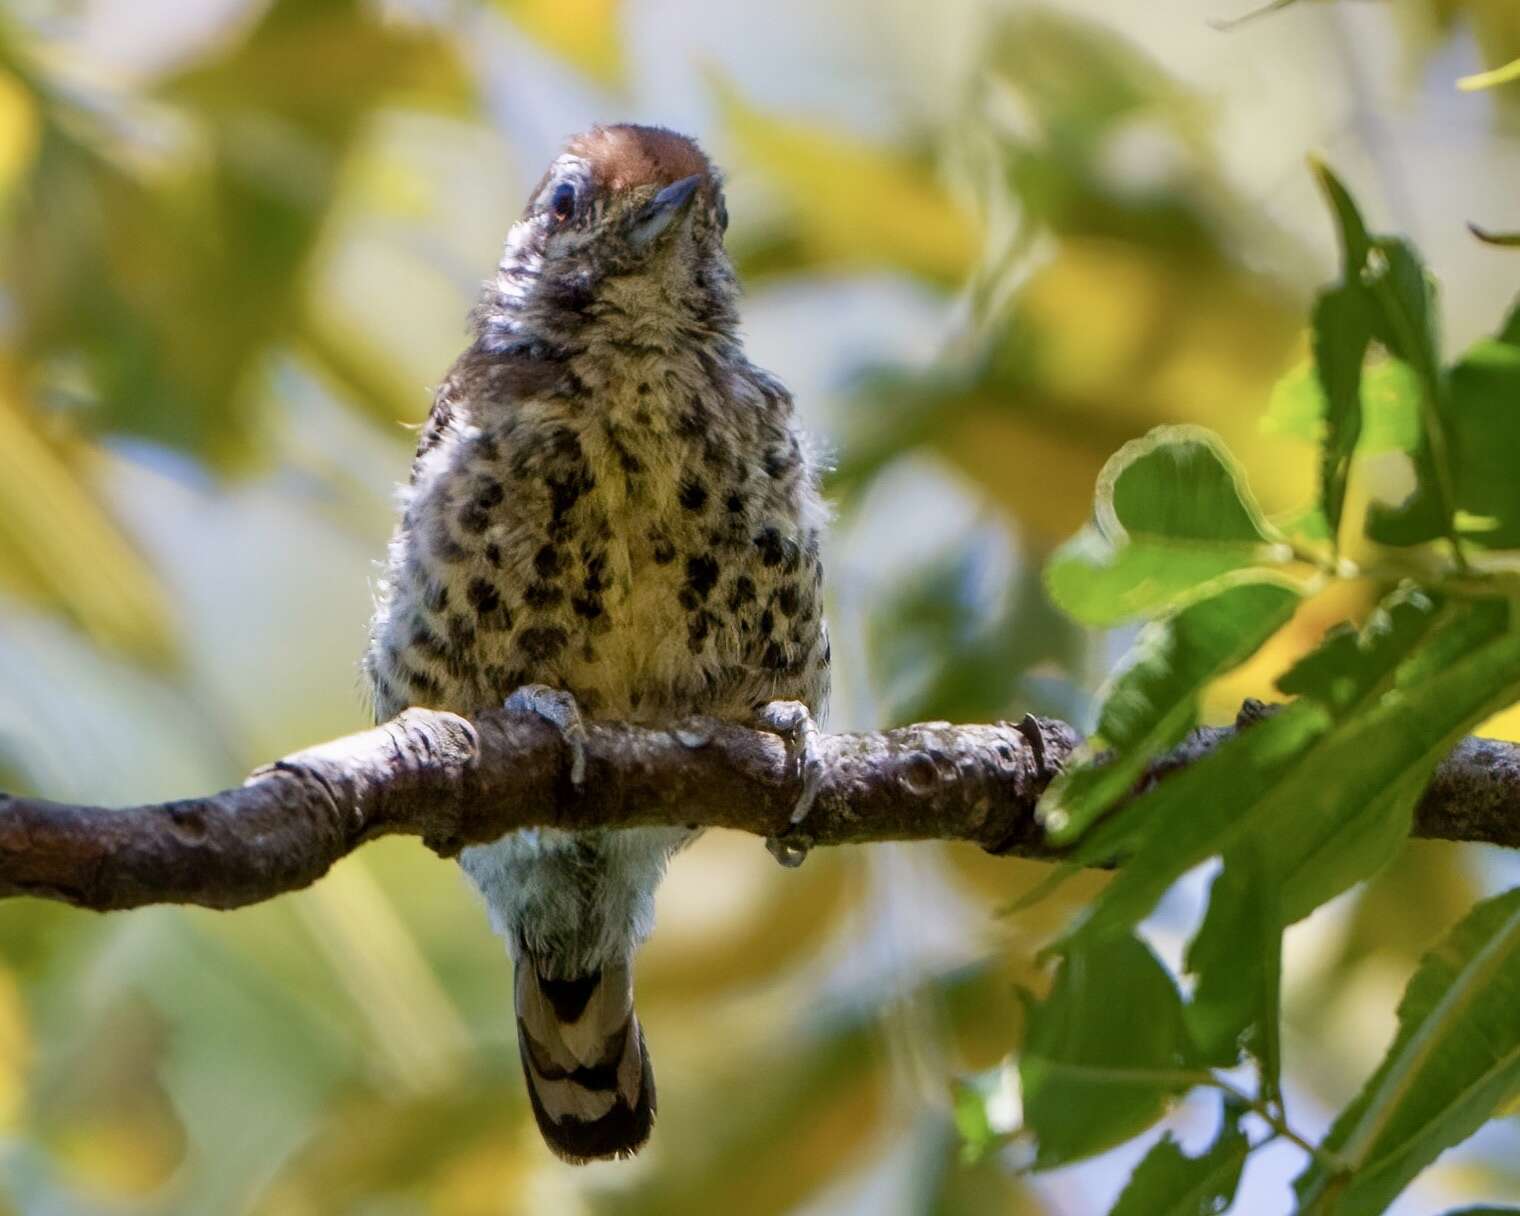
top-left (628, 175), bottom-right (703, 249)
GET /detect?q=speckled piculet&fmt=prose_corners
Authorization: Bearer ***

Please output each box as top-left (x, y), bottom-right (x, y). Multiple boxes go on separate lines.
top-left (363, 125), bottom-right (829, 1163)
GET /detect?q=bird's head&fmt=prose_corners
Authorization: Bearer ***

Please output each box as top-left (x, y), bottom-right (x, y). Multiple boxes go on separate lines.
top-left (483, 124), bottom-right (736, 346)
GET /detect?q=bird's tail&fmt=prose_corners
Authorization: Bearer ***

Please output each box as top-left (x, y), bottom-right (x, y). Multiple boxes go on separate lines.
top-left (514, 956), bottom-right (655, 1163)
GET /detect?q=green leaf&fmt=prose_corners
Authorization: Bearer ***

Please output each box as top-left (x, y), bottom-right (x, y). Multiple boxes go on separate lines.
top-left (1365, 238), bottom-right (1443, 388)
top-left (1059, 702), bottom-right (1328, 945)
top-left (1469, 223), bottom-right (1520, 248)
top-left (1312, 309), bottom-right (1520, 549)
top-left (1440, 1203), bottom-right (1520, 1216)
top-left (1263, 356), bottom-right (1422, 455)
top-left (984, 8), bottom-right (1220, 254)
top-left (1503, 295), bottom-right (1520, 346)
top-left (866, 523), bottom-right (1084, 727)
top-left (1438, 1210), bottom-right (1520, 1215)
top-left (1445, 333), bottom-right (1520, 546)
top-left (1312, 284), bottom-right (1373, 541)
top-left (914, 1117), bottom-right (1041, 1216)
top-left (1276, 503), bottom-right (1332, 543)
top-left (1294, 887), bottom-right (1520, 1215)
top-left (1039, 582), bottom-right (1299, 843)
top-left (1020, 933), bottom-right (1198, 1168)
top-left (1393, 597), bottom-right (1511, 689)
top-left (1302, 165), bottom-right (1473, 551)
top-left (1107, 1105), bottom-right (1250, 1216)
top-left (948, 1067), bottom-right (1006, 1164)
top-left (1266, 604), bottom-right (1520, 924)
top-left (4, 0), bottom-right (469, 465)
top-left (1363, 238), bottom-right (1458, 547)
top-left (1060, 597), bottom-right (1520, 947)
top-left (1277, 587), bottom-right (1441, 717)
top-left (1359, 359), bottom-right (1426, 454)
top-left (1311, 159), bottom-right (1373, 276)
top-left (1262, 360), bottom-right (1323, 442)
top-left (1262, 606), bottom-right (1520, 927)
top-left (1185, 848), bottom-right (1282, 1093)
top-left (1045, 426), bottom-right (1294, 627)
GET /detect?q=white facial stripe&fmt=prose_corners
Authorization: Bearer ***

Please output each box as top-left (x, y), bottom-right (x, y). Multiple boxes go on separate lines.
top-left (536, 155), bottom-right (593, 213)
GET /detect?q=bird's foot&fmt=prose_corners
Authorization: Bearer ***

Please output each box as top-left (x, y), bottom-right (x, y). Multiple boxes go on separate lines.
top-left (755, 700), bottom-right (823, 868)
top-left (505, 684), bottom-right (588, 787)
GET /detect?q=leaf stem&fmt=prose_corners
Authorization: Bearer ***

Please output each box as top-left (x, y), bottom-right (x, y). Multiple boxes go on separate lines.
top-left (1202, 1074), bottom-right (1347, 1174)
top-left (1284, 537), bottom-right (1337, 575)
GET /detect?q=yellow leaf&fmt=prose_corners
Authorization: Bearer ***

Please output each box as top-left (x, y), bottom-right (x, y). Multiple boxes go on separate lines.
top-left (1477, 699), bottom-right (1520, 742)
top-left (253, 1085), bottom-right (531, 1215)
top-left (53, 1117), bottom-right (183, 1198)
top-left (431, 1138), bottom-right (538, 1216)
top-left (0, 67), bottom-right (37, 208)
top-left (935, 407), bottom-right (1117, 545)
top-left (0, 968), bottom-right (28, 1132)
top-left (715, 78), bottom-right (981, 285)
top-left (1205, 578), bottom-right (1379, 720)
top-left (639, 834), bottom-right (854, 999)
top-left (1458, 54), bottom-right (1520, 90)
top-left (295, 312), bottom-right (430, 429)
top-left (493, 0), bottom-right (625, 85)
top-left (292, 859), bottom-right (472, 1092)
top-left (1012, 239), bottom-right (1308, 515)
top-left (0, 369), bottom-right (174, 662)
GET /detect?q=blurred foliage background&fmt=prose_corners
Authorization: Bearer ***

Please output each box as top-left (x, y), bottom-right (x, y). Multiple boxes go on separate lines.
top-left (0, 0), bottom-right (1516, 1212)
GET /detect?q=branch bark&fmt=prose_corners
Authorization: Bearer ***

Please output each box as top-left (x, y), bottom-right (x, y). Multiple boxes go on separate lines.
top-left (1, 701), bottom-right (1517, 912)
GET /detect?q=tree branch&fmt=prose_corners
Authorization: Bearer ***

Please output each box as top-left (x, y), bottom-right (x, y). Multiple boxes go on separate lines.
top-left (1, 702), bottom-right (1517, 912)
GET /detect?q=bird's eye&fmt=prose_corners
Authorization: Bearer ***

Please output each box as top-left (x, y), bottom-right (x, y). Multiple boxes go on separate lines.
top-left (716, 197), bottom-right (729, 234)
top-left (549, 183), bottom-right (577, 225)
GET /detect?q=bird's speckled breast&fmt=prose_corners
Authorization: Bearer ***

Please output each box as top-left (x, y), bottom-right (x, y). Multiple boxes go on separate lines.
top-left (366, 343), bottom-right (829, 730)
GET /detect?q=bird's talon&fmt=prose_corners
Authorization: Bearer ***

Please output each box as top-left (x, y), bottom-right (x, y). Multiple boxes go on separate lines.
top-left (505, 684), bottom-right (588, 788)
top-left (765, 833), bottom-right (812, 869)
top-left (791, 754), bottom-right (825, 825)
top-left (755, 699), bottom-right (824, 841)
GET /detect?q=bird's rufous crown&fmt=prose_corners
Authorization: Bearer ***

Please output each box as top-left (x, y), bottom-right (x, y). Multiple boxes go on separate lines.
top-left (565, 124), bottom-right (714, 193)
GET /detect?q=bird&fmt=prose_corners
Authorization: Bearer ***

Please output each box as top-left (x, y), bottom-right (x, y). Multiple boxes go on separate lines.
top-left (362, 124), bottom-right (829, 1163)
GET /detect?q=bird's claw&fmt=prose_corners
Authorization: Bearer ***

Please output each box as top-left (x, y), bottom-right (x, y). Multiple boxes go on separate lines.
top-left (755, 700), bottom-right (823, 868)
top-left (505, 684), bottom-right (588, 786)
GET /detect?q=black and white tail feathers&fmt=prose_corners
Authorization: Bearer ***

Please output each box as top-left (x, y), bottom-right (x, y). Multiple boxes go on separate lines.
top-left (514, 956), bottom-right (655, 1163)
